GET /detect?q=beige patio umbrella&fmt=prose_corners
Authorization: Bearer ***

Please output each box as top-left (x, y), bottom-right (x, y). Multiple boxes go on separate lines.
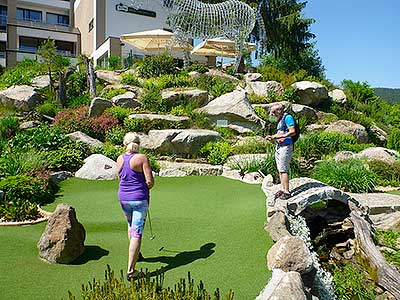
top-left (191, 38), bottom-right (256, 58)
top-left (120, 29), bottom-right (193, 52)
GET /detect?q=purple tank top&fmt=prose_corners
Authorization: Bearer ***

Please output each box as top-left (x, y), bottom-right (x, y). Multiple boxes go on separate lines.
top-left (118, 153), bottom-right (149, 202)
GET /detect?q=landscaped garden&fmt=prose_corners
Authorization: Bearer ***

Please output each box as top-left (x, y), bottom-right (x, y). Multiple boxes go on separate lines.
top-left (0, 176), bottom-right (272, 300)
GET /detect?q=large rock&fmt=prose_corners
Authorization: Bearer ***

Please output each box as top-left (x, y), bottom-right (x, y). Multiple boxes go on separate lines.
top-left (75, 154), bottom-right (118, 180)
top-left (267, 235), bottom-right (314, 274)
top-left (329, 89), bottom-right (347, 104)
top-left (256, 269), bottom-right (308, 300)
top-left (196, 90), bottom-right (265, 131)
top-left (205, 69), bottom-right (240, 82)
top-left (291, 81), bottom-right (329, 107)
top-left (368, 124), bottom-right (388, 146)
top-left (111, 91), bottom-right (142, 108)
top-left (246, 81), bottom-right (284, 98)
top-left (0, 85), bottom-right (40, 111)
top-left (325, 120), bottom-right (369, 143)
top-left (290, 104), bottom-right (318, 121)
top-left (244, 72), bottom-right (262, 83)
top-left (370, 211), bottom-right (400, 230)
top-left (161, 89), bottom-right (209, 107)
top-left (128, 113), bottom-right (190, 127)
top-left (95, 70), bottom-right (121, 84)
top-left (66, 131), bottom-right (104, 150)
top-left (158, 161), bottom-right (223, 176)
top-left (31, 75), bottom-right (51, 90)
top-left (37, 204), bottom-right (85, 264)
top-left (88, 97), bottom-right (113, 117)
top-left (355, 147), bottom-right (398, 164)
top-left (264, 211), bottom-right (292, 242)
top-left (140, 129), bottom-right (220, 156)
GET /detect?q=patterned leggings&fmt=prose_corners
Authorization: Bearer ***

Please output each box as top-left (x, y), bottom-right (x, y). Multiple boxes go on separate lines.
top-left (120, 200), bottom-right (148, 238)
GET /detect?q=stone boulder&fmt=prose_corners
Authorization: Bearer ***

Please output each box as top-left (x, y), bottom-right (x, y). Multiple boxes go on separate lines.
top-left (264, 211), bottom-right (292, 242)
top-left (290, 104), bottom-right (318, 121)
top-left (37, 204), bottom-right (85, 264)
top-left (31, 75), bottom-right (51, 90)
top-left (111, 91), bottom-right (142, 108)
top-left (267, 235), bottom-right (314, 274)
top-left (246, 81), bottom-right (284, 98)
top-left (0, 85), bottom-right (41, 111)
top-left (196, 90), bottom-right (265, 131)
top-left (161, 89), bottom-right (209, 107)
top-left (205, 69), bottom-right (240, 82)
top-left (256, 269), bottom-right (308, 300)
top-left (95, 70), bottom-right (121, 84)
top-left (315, 111), bottom-right (339, 124)
top-left (129, 113), bottom-right (190, 127)
top-left (325, 120), bottom-right (369, 143)
top-left (244, 72), bottom-right (262, 83)
top-left (225, 154), bottom-right (269, 169)
top-left (89, 97), bottom-right (113, 117)
top-left (75, 154), bottom-right (118, 180)
top-left (368, 124), bottom-right (388, 146)
top-left (370, 211), bottom-right (400, 230)
top-left (49, 171), bottom-right (73, 185)
top-left (158, 161), bottom-right (223, 176)
top-left (355, 147), bottom-right (398, 164)
top-left (291, 81), bottom-right (329, 107)
top-left (334, 151), bottom-right (355, 161)
top-left (66, 131), bottom-right (104, 150)
top-left (19, 120), bottom-right (40, 130)
top-left (140, 129), bottom-right (220, 156)
top-left (329, 89), bottom-right (347, 104)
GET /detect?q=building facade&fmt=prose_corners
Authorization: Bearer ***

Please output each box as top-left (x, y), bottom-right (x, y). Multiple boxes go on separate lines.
top-left (2, 0), bottom-right (80, 68)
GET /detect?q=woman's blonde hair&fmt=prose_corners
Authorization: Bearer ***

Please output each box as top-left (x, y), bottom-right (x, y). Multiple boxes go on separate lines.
top-left (123, 132), bottom-right (140, 153)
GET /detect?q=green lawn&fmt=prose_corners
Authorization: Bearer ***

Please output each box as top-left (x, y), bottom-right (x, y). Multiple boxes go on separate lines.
top-left (0, 176), bottom-right (272, 300)
top-left (388, 189), bottom-right (400, 196)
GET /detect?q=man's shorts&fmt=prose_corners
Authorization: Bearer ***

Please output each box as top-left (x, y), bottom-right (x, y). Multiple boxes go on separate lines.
top-left (275, 144), bottom-right (294, 173)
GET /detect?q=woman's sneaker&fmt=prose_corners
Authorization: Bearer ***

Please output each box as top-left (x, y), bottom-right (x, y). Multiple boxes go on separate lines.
top-left (278, 192), bottom-right (292, 200)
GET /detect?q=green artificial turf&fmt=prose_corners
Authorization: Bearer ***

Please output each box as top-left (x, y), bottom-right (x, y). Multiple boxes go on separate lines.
top-left (0, 176), bottom-right (273, 300)
top-left (388, 189), bottom-right (400, 196)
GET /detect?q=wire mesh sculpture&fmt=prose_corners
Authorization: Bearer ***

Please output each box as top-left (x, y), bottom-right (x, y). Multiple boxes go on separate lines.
top-left (129, 0), bottom-right (266, 72)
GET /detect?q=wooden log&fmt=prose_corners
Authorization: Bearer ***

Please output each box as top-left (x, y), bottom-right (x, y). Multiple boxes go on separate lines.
top-left (350, 210), bottom-right (400, 299)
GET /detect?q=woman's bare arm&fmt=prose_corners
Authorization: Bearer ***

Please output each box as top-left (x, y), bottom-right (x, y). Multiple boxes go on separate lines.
top-left (142, 155), bottom-right (154, 189)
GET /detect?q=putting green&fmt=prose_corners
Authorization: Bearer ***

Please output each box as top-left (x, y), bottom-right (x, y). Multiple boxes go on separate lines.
top-left (0, 176), bottom-right (273, 300)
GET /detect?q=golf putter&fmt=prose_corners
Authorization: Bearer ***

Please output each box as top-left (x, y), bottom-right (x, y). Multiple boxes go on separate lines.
top-left (147, 210), bottom-right (155, 240)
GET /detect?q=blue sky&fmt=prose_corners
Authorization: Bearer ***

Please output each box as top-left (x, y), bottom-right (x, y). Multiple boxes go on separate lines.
top-left (303, 0), bottom-right (400, 88)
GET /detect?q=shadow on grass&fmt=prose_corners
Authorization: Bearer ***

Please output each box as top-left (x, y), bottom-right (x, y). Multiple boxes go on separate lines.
top-left (142, 242), bottom-right (216, 276)
top-left (71, 245), bottom-right (109, 265)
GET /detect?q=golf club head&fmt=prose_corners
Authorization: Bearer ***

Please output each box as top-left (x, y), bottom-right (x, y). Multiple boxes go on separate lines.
top-left (149, 235), bottom-right (156, 240)
top-left (159, 246), bottom-right (164, 251)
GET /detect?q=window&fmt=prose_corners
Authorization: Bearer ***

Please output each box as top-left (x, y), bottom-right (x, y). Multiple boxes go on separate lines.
top-left (19, 36), bottom-right (41, 52)
top-left (0, 42), bottom-right (5, 58)
top-left (17, 8), bottom-right (42, 22)
top-left (89, 18), bottom-right (94, 32)
top-left (55, 40), bottom-right (74, 56)
top-left (0, 6), bottom-right (7, 31)
top-left (46, 13), bottom-right (69, 26)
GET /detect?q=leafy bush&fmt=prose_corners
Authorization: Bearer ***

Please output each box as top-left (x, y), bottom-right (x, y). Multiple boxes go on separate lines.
top-left (188, 112), bottom-right (212, 129)
top-left (140, 150), bottom-right (160, 173)
top-left (105, 127), bottom-right (127, 145)
top-left (332, 264), bottom-right (376, 300)
top-left (200, 141), bottom-right (232, 165)
top-left (68, 94), bottom-right (91, 108)
top-left (101, 88), bottom-right (127, 100)
top-left (124, 117), bottom-right (186, 134)
top-left (387, 128), bottom-right (400, 151)
top-left (0, 115), bottom-right (19, 141)
top-left (191, 74), bottom-right (236, 97)
top-left (94, 143), bottom-right (124, 161)
top-left (136, 52), bottom-right (177, 78)
top-left (138, 83), bottom-right (164, 112)
top-left (53, 105), bottom-right (119, 141)
top-left (46, 143), bottom-right (88, 172)
top-left (311, 159), bottom-right (377, 193)
top-left (0, 199), bottom-right (39, 222)
top-left (67, 70), bottom-right (88, 104)
top-left (108, 55), bottom-right (122, 71)
top-left (0, 151), bottom-right (46, 179)
top-left (0, 59), bottom-right (46, 89)
top-left (105, 106), bottom-right (134, 124)
top-left (120, 73), bottom-right (141, 86)
top-left (341, 80), bottom-right (379, 105)
top-left (36, 101), bottom-right (61, 117)
top-left (256, 64), bottom-right (310, 88)
top-left (184, 62), bottom-right (208, 74)
top-left (367, 160), bottom-right (400, 187)
top-left (0, 174), bottom-right (55, 205)
top-left (232, 138), bottom-right (273, 155)
top-left (215, 127), bottom-right (237, 140)
top-left (295, 131), bottom-right (358, 160)
top-left (67, 265), bottom-right (233, 300)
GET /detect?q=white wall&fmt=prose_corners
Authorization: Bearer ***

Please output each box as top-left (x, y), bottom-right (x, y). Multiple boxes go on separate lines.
top-left (105, 0), bottom-right (170, 38)
top-left (20, 0), bottom-right (70, 10)
top-left (17, 27), bottom-right (78, 42)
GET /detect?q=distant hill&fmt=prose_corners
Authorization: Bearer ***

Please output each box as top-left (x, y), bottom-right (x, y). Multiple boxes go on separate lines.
top-left (374, 88), bottom-right (400, 104)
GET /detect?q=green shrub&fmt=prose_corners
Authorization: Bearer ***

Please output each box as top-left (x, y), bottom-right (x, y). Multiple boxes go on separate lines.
top-left (138, 83), bottom-right (164, 112)
top-left (53, 105), bottom-right (119, 141)
top-left (0, 199), bottom-right (39, 222)
top-left (375, 229), bottom-right (400, 267)
top-left (295, 131), bottom-right (358, 160)
top-left (0, 174), bottom-right (55, 205)
top-left (124, 117), bottom-right (186, 134)
top-left (36, 101), bottom-right (61, 117)
top-left (341, 80), bottom-right (379, 105)
top-left (46, 143), bottom-right (88, 172)
top-left (140, 150), bottom-right (160, 173)
top-left (68, 94), bottom-right (91, 108)
top-left (0, 115), bottom-right (19, 141)
top-left (105, 127), bottom-right (127, 145)
top-left (200, 141), bottom-right (232, 165)
top-left (184, 62), bottom-right (208, 74)
top-left (66, 70), bottom-right (88, 103)
top-left (215, 127), bottom-right (237, 140)
top-left (332, 264), bottom-right (376, 300)
top-left (256, 64), bottom-right (310, 88)
top-left (105, 106), bottom-right (134, 124)
top-left (147, 74), bottom-right (190, 90)
top-left (248, 94), bottom-right (267, 104)
top-left (108, 55), bottom-right (122, 71)
top-left (0, 151), bottom-right (46, 179)
top-left (387, 128), bottom-right (400, 151)
top-left (367, 160), bottom-right (400, 186)
top-left (232, 138), bottom-right (273, 155)
top-left (191, 74), bottom-right (236, 97)
top-left (120, 73), bottom-right (141, 86)
top-left (101, 88), bottom-right (127, 100)
top-left (136, 52), bottom-right (177, 78)
top-left (188, 112), bottom-right (212, 129)
top-left (67, 265), bottom-right (233, 300)
top-left (311, 159), bottom-right (377, 193)
top-left (94, 143), bottom-right (124, 161)
top-left (0, 59), bottom-right (46, 89)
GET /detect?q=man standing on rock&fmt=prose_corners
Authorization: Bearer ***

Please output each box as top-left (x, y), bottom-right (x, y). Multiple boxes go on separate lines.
top-left (266, 103), bottom-right (296, 200)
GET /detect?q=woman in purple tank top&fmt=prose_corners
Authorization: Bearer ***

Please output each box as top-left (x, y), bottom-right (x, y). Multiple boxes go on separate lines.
top-left (116, 132), bottom-right (154, 281)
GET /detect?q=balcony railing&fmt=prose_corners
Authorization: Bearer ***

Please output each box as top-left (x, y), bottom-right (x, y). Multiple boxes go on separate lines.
top-left (7, 18), bottom-right (79, 34)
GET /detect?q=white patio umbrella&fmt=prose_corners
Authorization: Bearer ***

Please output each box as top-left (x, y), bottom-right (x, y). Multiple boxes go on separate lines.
top-left (120, 29), bottom-right (193, 52)
top-left (191, 38), bottom-right (256, 58)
